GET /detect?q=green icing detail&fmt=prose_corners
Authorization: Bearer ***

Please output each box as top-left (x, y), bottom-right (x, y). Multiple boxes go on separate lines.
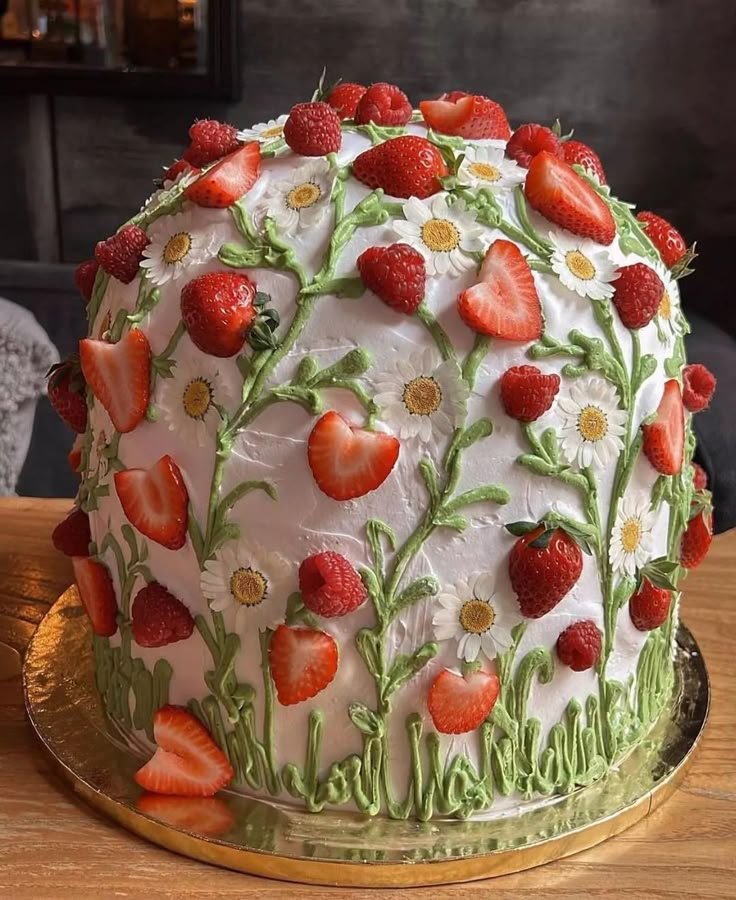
top-left (86, 268), bottom-right (110, 328)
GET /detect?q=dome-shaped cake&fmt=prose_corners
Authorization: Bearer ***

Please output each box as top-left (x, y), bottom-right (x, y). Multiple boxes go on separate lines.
top-left (52, 83), bottom-right (714, 821)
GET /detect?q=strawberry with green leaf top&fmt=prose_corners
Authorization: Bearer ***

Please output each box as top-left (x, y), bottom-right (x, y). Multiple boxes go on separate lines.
top-left (47, 356), bottom-right (88, 434)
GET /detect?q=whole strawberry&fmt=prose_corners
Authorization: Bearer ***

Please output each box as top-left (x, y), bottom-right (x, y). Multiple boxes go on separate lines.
top-left (612, 263), bottom-right (664, 329)
top-left (326, 82), bottom-right (367, 119)
top-left (182, 119), bottom-right (239, 168)
top-left (47, 357), bottom-right (88, 434)
top-left (629, 578), bottom-right (672, 631)
top-left (636, 211), bottom-right (688, 268)
top-left (52, 507), bottom-right (91, 558)
top-left (357, 243), bottom-right (426, 314)
top-left (355, 83), bottom-right (412, 127)
top-left (506, 124), bottom-right (563, 168)
top-left (507, 523), bottom-right (583, 618)
top-left (420, 93), bottom-right (511, 140)
top-left (681, 507), bottom-right (713, 569)
top-left (74, 259), bottom-right (99, 303)
top-left (284, 102), bottom-right (342, 156)
top-left (180, 272), bottom-right (257, 357)
top-left (299, 551), bottom-right (367, 617)
top-left (500, 365), bottom-right (560, 422)
top-left (352, 135), bottom-right (448, 199)
top-left (563, 140), bottom-right (607, 185)
top-left (95, 224), bottom-right (150, 284)
top-left (682, 363), bottom-right (716, 412)
top-left (132, 582), bottom-right (195, 648)
top-left (556, 620), bottom-right (602, 671)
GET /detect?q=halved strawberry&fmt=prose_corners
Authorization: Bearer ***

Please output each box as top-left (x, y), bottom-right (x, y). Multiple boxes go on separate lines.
top-left (681, 507), bottom-right (713, 569)
top-left (72, 556), bottom-right (118, 636)
top-left (642, 380), bottom-right (685, 475)
top-left (457, 239), bottom-right (543, 341)
top-left (268, 624), bottom-right (338, 706)
top-left (419, 94), bottom-right (511, 140)
top-left (134, 705), bottom-right (234, 797)
top-left (184, 142), bottom-right (260, 208)
top-left (525, 151), bottom-right (616, 245)
top-left (136, 794), bottom-right (234, 836)
top-left (307, 411), bottom-right (400, 501)
top-left (79, 329), bottom-right (151, 433)
top-left (428, 669), bottom-right (500, 734)
top-left (52, 507), bottom-right (91, 557)
top-left (114, 455), bottom-right (189, 550)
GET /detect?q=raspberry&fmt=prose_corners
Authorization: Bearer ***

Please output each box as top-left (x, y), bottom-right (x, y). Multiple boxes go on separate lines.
top-left (355, 83), bottom-right (412, 127)
top-left (299, 551), bottom-right (367, 617)
top-left (352, 135), bottom-right (447, 199)
top-left (692, 462), bottom-right (708, 491)
top-left (326, 82), bottom-right (367, 119)
top-left (556, 620), bottom-right (602, 671)
top-left (52, 507), bottom-right (91, 558)
top-left (500, 365), bottom-right (560, 422)
top-left (132, 582), bottom-right (195, 648)
top-left (563, 140), bottom-right (607, 185)
top-left (284, 102), bottom-right (342, 156)
top-left (629, 579), bottom-right (672, 631)
top-left (612, 263), bottom-right (665, 329)
top-left (163, 158), bottom-right (196, 183)
top-left (182, 119), bottom-right (239, 168)
top-left (506, 124), bottom-right (563, 168)
top-left (682, 363), bottom-right (716, 412)
top-left (357, 243), bottom-right (426, 315)
top-left (95, 224), bottom-right (150, 284)
top-left (74, 259), bottom-right (99, 303)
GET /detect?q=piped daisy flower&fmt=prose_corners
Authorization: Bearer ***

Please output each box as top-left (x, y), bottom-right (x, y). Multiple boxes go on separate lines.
top-left (393, 195), bottom-right (484, 276)
top-left (550, 232), bottom-right (618, 300)
top-left (255, 158), bottom-right (335, 234)
top-left (457, 144), bottom-right (525, 191)
top-left (140, 211), bottom-right (225, 285)
top-left (610, 494), bottom-right (656, 577)
top-left (374, 348), bottom-right (469, 442)
top-left (200, 539), bottom-right (293, 634)
top-left (158, 356), bottom-right (232, 447)
top-left (237, 115), bottom-right (288, 144)
top-left (433, 572), bottom-right (518, 663)
top-left (558, 377), bottom-right (627, 469)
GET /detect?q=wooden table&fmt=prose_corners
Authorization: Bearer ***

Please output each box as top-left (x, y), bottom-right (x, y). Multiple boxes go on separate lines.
top-left (0, 497), bottom-right (734, 899)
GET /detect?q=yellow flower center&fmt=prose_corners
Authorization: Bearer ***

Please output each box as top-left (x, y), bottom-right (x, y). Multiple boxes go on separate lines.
top-left (163, 231), bottom-right (192, 264)
top-left (620, 517), bottom-right (642, 553)
top-left (577, 405), bottom-right (608, 442)
top-left (403, 376), bottom-right (442, 416)
top-left (468, 161), bottom-right (501, 183)
top-left (659, 290), bottom-right (672, 320)
top-left (287, 182), bottom-right (321, 210)
top-left (261, 125), bottom-right (284, 139)
top-left (459, 599), bottom-right (496, 635)
top-left (182, 377), bottom-right (213, 420)
top-left (565, 250), bottom-right (596, 281)
top-left (421, 218), bottom-right (461, 253)
top-left (229, 567), bottom-right (267, 607)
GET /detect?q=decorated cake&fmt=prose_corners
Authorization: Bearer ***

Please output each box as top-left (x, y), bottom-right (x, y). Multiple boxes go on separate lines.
top-left (49, 80), bottom-right (716, 822)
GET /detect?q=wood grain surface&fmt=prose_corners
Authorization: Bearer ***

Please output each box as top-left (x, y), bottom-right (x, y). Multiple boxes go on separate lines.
top-left (0, 496), bottom-right (733, 899)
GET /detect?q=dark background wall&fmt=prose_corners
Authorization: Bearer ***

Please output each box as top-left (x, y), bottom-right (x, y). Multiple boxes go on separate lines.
top-left (1, 0), bottom-right (735, 496)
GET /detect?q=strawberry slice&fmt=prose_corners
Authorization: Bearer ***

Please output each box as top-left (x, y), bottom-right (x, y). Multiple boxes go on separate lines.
top-left (134, 705), bottom-right (234, 797)
top-left (525, 150), bottom-right (616, 245)
top-left (184, 142), bottom-right (261, 208)
top-left (457, 239), bottom-right (543, 341)
top-left (136, 794), bottom-right (234, 837)
top-left (307, 411), bottom-right (400, 501)
top-left (52, 507), bottom-right (91, 557)
top-left (79, 329), bottom-right (151, 433)
top-left (428, 669), bottom-right (500, 734)
top-left (642, 380), bottom-right (685, 475)
top-left (114, 455), bottom-right (189, 550)
top-left (419, 94), bottom-right (511, 140)
top-left (268, 624), bottom-right (338, 706)
top-left (72, 556), bottom-right (118, 636)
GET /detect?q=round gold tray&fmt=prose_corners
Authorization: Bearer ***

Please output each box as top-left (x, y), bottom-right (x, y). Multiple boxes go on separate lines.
top-left (23, 587), bottom-right (709, 888)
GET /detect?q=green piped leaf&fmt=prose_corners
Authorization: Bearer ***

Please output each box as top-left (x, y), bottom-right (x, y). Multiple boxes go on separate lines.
top-left (349, 702), bottom-right (385, 737)
top-left (292, 355), bottom-right (319, 385)
top-left (383, 641), bottom-right (439, 699)
top-left (433, 510), bottom-right (468, 532)
top-left (285, 592), bottom-right (318, 629)
top-left (640, 557), bottom-right (680, 592)
top-left (393, 575), bottom-right (440, 614)
top-left (355, 627), bottom-right (383, 676)
top-left (453, 417), bottom-right (494, 455)
top-left (540, 428), bottom-right (560, 464)
top-left (518, 454), bottom-right (558, 477)
top-left (442, 483), bottom-right (511, 515)
top-left (419, 457), bottom-right (440, 504)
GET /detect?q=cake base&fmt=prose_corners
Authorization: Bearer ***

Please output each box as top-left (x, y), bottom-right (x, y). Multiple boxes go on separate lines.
top-left (23, 587), bottom-right (709, 888)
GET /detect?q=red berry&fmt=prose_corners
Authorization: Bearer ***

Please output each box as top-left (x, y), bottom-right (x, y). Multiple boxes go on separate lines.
top-left (629, 579), bottom-right (672, 631)
top-left (114, 455), bottom-right (189, 551)
top-left (357, 243), bottom-right (426, 314)
top-left (419, 94), bottom-right (511, 140)
top-left (326, 82), bottom-right (367, 119)
top-left (438, 91), bottom-right (468, 103)
top-left (428, 669), bottom-right (500, 734)
top-left (95, 224), bottom-right (150, 284)
top-left (612, 263), bottom-right (665, 330)
top-left (52, 507), bottom-right (91, 557)
top-left (682, 363), bottom-right (716, 413)
top-left (47, 358), bottom-right (88, 434)
top-left (556, 620), bottom-right (602, 671)
top-left (180, 272), bottom-right (257, 358)
top-left (184, 142), bottom-right (260, 208)
top-left (681, 508), bottom-right (713, 569)
top-left (268, 625), bottom-right (338, 706)
top-left (163, 158), bottom-right (197, 183)
top-left (182, 119), bottom-right (239, 168)
top-left (355, 83), bottom-right (412, 127)
top-left (284, 102), bottom-right (342, 156)
top-left (636, 211), bottom-right (687, 268)
top-left (299, 551), bottom-right (367, 618)
top-left (132, 582), bottom-right (195, 648)
top-left (72, 557), bottom-right (118, 636)
top-left (506, 124), bottom-right (563, 168)
top-left (352, 135), bottom-right (447, 200)
top-left (74, 259), bottom-right (99, 303)
top-left (500, 365), bottom-right (560, 422)
top-left (642, 380), bottom-right (685, 475)
top-left (509, 526), bottom-right (583, 618)
top-left (563, 140), bottom-right (607, 185)
top-left (692, 462), bottom-right (708, 491)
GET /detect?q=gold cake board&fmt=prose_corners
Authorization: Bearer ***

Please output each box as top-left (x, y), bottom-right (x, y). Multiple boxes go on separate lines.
top-left (23, 587), bottom-right (709, 888)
